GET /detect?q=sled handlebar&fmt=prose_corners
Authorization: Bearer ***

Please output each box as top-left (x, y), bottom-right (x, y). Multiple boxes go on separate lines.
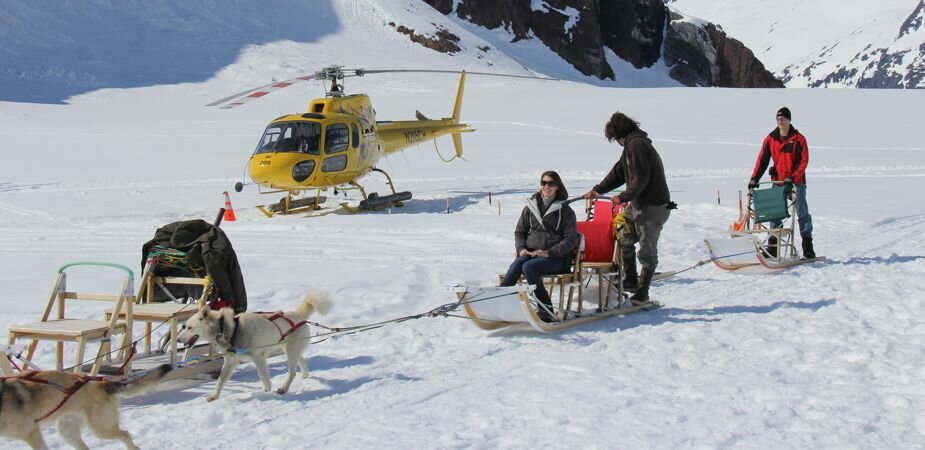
top-left (749, 180), bottom-right (793, 190)
top-left (565, 194), bottom-right (623, 205)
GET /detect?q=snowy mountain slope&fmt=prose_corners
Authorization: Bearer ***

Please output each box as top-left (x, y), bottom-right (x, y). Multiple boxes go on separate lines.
top-left (0, 0), bottom-right (680, 105)
top-left (668, 0), bottom-right (925, 87)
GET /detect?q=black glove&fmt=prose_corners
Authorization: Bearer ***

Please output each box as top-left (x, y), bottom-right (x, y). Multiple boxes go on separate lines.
top-left (783, 178), bottom-right (794, 196)
top-left (769, 166), bottom-right (778, 178)
top-left (747, 179), bottom-right (758, 190)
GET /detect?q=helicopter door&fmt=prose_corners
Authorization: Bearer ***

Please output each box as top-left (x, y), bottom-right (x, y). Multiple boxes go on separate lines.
top-left (321, 123), bottom-right (350, 172)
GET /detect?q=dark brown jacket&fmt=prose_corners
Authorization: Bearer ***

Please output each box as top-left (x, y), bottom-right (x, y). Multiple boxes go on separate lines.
top-left (514, 193), bottom-right (578, 259)
top-left (593, 130), bottom-right (670, 206)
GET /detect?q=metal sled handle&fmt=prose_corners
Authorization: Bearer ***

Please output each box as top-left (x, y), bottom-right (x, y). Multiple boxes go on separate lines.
top-left (57, 261), bottom-right (134, 277)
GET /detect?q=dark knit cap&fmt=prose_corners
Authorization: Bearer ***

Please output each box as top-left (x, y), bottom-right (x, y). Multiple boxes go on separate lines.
top-left (776, 107), bottom-right (792, 120)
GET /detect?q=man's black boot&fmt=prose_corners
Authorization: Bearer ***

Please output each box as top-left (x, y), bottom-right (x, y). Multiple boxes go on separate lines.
top-left (802, 235), bottom-right (815, 259)
top-left (763, 235), bottom-right (779, 258)
top-left (630, 267), bottom-right (654, 305)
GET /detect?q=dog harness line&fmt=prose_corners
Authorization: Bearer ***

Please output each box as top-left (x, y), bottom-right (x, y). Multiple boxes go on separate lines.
top-left (258, 311), bottom-right (310, 342)
top-left (1, 372), bottom-right (99, 422)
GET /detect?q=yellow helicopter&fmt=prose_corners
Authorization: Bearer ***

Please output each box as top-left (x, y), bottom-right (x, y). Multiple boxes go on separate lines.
top-left (211, 66), bottom-right (546, 216)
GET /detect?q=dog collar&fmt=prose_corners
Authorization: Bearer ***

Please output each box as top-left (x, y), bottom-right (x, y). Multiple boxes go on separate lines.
top-left (216, 315), bottom-right (241, 351)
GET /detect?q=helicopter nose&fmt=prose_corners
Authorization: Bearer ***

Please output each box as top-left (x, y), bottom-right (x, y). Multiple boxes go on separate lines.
top-left (249, 153), bottom-right (315, 188)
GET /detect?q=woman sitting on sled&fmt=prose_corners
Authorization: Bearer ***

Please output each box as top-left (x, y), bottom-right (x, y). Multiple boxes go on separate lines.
top-left (500, 170), bottom-right (578, 322)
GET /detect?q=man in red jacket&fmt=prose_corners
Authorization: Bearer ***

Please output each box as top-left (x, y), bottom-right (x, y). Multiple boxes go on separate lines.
top-left (748, 107), bottom-right (815, 259)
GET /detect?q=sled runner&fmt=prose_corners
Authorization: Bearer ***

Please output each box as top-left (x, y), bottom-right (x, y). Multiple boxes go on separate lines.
top-left (706, 183), bottom-right (824, 272)
top-left (454, 285), bottom-right (659, 333)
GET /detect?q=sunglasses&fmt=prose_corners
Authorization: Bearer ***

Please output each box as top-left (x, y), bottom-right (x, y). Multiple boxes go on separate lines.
top-left (540, 180), bottom-right (557, 187)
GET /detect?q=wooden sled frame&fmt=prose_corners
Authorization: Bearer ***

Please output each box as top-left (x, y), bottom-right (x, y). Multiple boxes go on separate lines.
top-left (497, 234), bottom-right (585, 320)
top-left (707, 183), bottom-right (824, 271)
top-left (3, 259), bottom-right (224, 381)
top-left (469, 196), bottom-right (651, 333)
top-left (6, 262), bottom-right (135, 376)
top-left (736, 183), bottom-right (798, 261)
top-left (104, 258), bottom-right (211, 371)
top-left (454, 286), bottom-right (657, 333)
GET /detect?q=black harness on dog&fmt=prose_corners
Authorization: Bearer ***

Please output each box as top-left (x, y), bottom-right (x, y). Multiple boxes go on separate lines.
top-left (216, 315), bottom-right (241, 351)
top-left (213, 311), bottom-right (308, 354)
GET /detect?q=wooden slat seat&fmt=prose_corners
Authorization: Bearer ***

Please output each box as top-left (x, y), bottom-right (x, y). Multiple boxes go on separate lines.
top-left (497, 235), bottom-right (585, 319)
top-left (107, 303), bottom-right (196, 322)
top-left (9, 320), bottom-right (127, 339)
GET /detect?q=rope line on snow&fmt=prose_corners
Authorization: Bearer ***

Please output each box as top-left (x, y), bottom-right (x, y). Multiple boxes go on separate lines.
top-left (49, 252), bottom-right (736, 377)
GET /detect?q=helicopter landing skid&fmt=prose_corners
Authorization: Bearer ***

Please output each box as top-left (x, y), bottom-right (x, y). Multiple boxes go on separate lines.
top-left (257, 194), bottom-right (327, 217)
top-left (359, 191), bottom-right (413, 211)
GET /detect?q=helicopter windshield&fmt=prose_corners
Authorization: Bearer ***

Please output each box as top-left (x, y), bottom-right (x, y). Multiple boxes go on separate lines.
top-left (254, 121), bottom-right (321, 155)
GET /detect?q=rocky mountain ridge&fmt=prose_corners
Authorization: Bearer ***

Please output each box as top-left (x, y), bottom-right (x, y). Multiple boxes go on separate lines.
top-left (422, 0), bottom-right (782, 87)
top-left (667, 0), bottom-right (925, 88)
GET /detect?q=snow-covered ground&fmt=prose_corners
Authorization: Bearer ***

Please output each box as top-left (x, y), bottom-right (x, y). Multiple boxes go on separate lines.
top-left (2, 1), bottom-right (925, 448)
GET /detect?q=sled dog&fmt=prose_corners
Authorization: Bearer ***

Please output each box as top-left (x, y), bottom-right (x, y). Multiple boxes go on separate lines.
top-left (0, 364), bottom-right (171, 450)
top-left (178, 292), bottom-right (331, 402)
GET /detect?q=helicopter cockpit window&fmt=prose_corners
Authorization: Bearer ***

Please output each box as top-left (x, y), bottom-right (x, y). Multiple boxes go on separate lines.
top-left (351, 123), bottom-right (360, 149)
top-left (325, 123), bottom-right (349, 154)
top-left (254, 122), bottom-right (321, 155)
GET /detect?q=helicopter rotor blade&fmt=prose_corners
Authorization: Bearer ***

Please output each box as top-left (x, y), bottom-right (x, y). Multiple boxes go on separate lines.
top-left (357, 69), bottom-right (558, 81)
top-left (207, 74), bottom-right (317, 109)
top-left (207, 67), bottom-right (555, 109)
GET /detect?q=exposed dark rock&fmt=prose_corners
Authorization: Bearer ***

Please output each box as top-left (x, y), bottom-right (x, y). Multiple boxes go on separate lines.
top-left (663, 18), bottom-right (781, 87)
top-left (453, 0), bottom-right (531, 39)
top-left (425, 0), bottom-right (454, 15)
top-left (600, 0), bottom-right (666, 69)
top-left (705, 24), bottom-right (784, 88)
top-left (663, 20), bottom-right (716, 86)
top-left (808, 65), bottom-right (857, 88)
top-left (910, 43), bottom-right (925, 87)
top-left (857, 50), bottom-right (911, 88)
top-left (391, 23), bottom-right (462, 54)
top-left (423, 0), bottom-right (780, 87)
top-left (449, 0), bottom-right (614, 79)
top-left (899, 0), bottom-right (924, 38)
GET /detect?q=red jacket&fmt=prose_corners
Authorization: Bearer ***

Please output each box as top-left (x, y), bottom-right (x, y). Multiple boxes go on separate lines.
top-left (751, 127), bottom-right (809, 185)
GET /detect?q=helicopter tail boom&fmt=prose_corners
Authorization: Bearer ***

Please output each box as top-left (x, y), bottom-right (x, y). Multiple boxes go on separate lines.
top-left (377, 71), bottom-right (471, 160)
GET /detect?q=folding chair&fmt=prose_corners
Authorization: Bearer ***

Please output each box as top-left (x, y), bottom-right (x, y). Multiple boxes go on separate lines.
top-left (736, 183), bottom-right (797, 260)
top-left (577, 199), bottom-right (625, 310)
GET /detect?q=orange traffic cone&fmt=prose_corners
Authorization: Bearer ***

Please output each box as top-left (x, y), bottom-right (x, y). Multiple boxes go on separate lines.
top-left (223, 191), bottom-right (237, 222)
